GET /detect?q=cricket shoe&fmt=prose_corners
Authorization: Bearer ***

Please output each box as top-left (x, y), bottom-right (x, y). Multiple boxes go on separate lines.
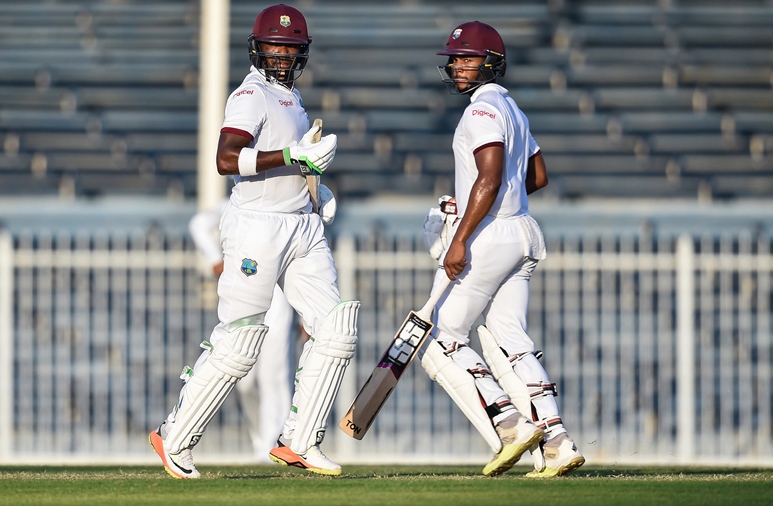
top-left (525, 432), bottom-right (585, 478)
top-left (149, 426), bottom-right (201, 479)
top-left (269, 436), bottom-right (342, 476)
top-left (482, 415), bottom-right (545, 477)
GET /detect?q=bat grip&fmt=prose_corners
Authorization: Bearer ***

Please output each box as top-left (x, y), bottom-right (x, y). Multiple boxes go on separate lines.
top-left (416, 275), bottom-right (452, 320)
top-left (307, 118), bottom-right (323, 213)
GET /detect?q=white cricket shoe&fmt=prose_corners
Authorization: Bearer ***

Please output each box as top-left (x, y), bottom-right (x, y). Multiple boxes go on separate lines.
top-left (482, 414), bottom-right (545, 477)
top-left (149, 426), bottom-right (201, 479)
top-left (269, 436), bottom-right (342, 476)
top-left (526, 432), bottom-right (585, 478)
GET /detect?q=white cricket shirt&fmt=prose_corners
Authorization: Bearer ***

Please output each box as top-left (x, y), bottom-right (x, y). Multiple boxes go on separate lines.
top-left (221, 67), bottom-right (311, 213)
top-left (452, 83), bottom-right (540, 219)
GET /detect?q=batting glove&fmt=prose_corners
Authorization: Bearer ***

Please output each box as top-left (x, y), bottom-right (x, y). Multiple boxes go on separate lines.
top-left (318, 184), bottom-right (337, 226)
top-left (284, 126), bottom-right (337, 175)
top-left (422, 195), bottom-right (457, 261)
top-left (422, 208), bottom-right (446, 261)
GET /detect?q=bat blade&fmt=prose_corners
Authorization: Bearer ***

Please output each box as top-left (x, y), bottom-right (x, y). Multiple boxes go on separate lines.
top-left (338, 368), bottom-right (396, 439)
top-left (340, 278), bottom-right (451, 440)
top-left (339, 309), bottom-right (434, 439)
top-left (306, 118), bottom-right (322, 213)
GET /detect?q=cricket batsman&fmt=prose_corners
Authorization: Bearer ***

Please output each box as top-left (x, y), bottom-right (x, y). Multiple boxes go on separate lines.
top-left (150, 4), bottom-right (358, 478)
top-left (419, 21), bottom-right (585, 478)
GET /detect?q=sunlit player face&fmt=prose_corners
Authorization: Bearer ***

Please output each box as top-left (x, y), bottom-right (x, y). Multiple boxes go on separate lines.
top-left (258, 42), bottom-right (303, 84)
top-left (448, 55), bottom-right (486, 92)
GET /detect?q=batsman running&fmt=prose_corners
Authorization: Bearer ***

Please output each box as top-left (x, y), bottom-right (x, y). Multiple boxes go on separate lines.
top-left (150, 4), bottom-right (358, 478)
top-left (418, 21), bottom-right (585, 478)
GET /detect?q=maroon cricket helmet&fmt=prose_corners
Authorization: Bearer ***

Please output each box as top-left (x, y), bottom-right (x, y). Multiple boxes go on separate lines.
top-left (436, 21), bottom-right (507, 94)
top-left (248, 4), bottom-right (312, 84)
top-left (251, 3), bottom-right (312, 46)
top-left (437, 21), bottom-right (505, 58)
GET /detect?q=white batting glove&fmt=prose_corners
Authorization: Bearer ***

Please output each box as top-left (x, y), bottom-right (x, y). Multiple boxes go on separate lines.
top-left (318, 184), bottom-right (337, 225)
top-left (438, 194), bottom-right (456, 253)
top-left (422, 195), bottom-right (457, 261)
top-left (284, 127), bottom-right (337, 175)
top-left (422, 207), bottom-right (446, 261)
top-left (439, 211), bottom-right (455, 252)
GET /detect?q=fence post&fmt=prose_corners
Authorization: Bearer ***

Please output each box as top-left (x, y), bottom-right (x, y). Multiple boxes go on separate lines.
top-left (676, 234), bottom-right (695, 462)
top-left (331, 234), bottom-right (358, 459)
top-left (0, 230), bottom-right (13, 462)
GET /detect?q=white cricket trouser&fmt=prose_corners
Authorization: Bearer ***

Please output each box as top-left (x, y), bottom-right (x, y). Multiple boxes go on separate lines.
top-left (432, 214), bottom-right (539, 356)
top-left (215, 203), bottom-right (340, 338)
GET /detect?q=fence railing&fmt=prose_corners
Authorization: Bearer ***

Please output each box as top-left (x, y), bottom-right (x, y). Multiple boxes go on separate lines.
top-left (1, 227), bottom-right (771, 466)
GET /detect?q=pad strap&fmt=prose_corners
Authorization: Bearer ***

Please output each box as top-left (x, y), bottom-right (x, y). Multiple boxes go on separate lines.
top-left (535, 416), bottom-right (564, 433)
top-left (527, 381), bottom-right (558, 400)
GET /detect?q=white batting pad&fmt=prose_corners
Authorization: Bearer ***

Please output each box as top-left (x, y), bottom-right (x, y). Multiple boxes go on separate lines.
top-left (290, 300), bottom-right (359, 454)
top-left (420, 339), bottom-right (502, 453)
top-left (512, 352), bottom-right (561, 421)
top-left (478, 325), bottom-right (532, 416)
top-left (479, 325), bottom-right (546, 471)
top-left (479, 325), bottom-right (563, 435)
top-left (164, 324), bottom-right (268, 453)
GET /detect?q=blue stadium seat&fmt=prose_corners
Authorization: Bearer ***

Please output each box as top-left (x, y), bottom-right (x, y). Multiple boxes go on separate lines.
top-left (0, 0), bottom-right (770, 201)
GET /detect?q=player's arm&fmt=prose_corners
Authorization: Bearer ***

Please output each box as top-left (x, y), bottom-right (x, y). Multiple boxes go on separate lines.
top-left (215, 131), bottom-right (286, 176)
top-left (216, 126), bottom-right (336, 177)
top-left (525, 151), bottom-right (548, 195)
top-left (444, 143), bottom-right (503, 280)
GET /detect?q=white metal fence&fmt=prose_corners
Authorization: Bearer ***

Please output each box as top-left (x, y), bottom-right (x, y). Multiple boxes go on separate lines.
top-left (1, 227), bottom-right (771, 466)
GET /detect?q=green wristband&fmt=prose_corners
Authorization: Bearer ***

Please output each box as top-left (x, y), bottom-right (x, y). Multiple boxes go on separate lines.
top-left (283, 147), bottom-right (292, 166)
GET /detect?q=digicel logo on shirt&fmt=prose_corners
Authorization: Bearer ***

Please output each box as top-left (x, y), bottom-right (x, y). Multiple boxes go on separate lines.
top-left (279, 100), bottom-right (294, 107)
top-left (234, 89), bottom-right (254, 97)
top-left (472, 109), bottom-right (496, 119)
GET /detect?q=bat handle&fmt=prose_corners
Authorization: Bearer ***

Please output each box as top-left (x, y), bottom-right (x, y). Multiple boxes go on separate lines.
top-left (416, 275), bottom-right (452, 320)
top-left (307, 118), bottom-right (323, 214)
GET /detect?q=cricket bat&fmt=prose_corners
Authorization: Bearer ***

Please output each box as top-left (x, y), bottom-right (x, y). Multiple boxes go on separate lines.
top-left (305, 118), bottom-right (323, 213)
top-left (339, 275), bottom-right (453, 439)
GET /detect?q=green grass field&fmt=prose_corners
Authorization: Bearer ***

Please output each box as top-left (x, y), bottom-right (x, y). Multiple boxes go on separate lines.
top-left (0, 465), bottom-right (773, 506)
top-left (1, 464), bottom-right (770, 506)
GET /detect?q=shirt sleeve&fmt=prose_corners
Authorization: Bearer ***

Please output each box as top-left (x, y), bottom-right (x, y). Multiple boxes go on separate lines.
top-left (463, 102), bottom-right (505, 153)
top-left (220, 85), bottom-right (268, 141)
top-left (528, 133), bottom-right (540, 157)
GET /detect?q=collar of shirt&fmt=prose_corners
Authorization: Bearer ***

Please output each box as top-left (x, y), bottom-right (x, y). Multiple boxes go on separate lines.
top-left (469, 82), bottom-right (507, 102)
top-left (248, 65), bottom-right (297, 94)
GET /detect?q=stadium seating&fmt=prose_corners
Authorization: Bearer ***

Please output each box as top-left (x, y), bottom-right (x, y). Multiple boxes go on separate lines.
top-left (0, 0), bottom-right (771, 201)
